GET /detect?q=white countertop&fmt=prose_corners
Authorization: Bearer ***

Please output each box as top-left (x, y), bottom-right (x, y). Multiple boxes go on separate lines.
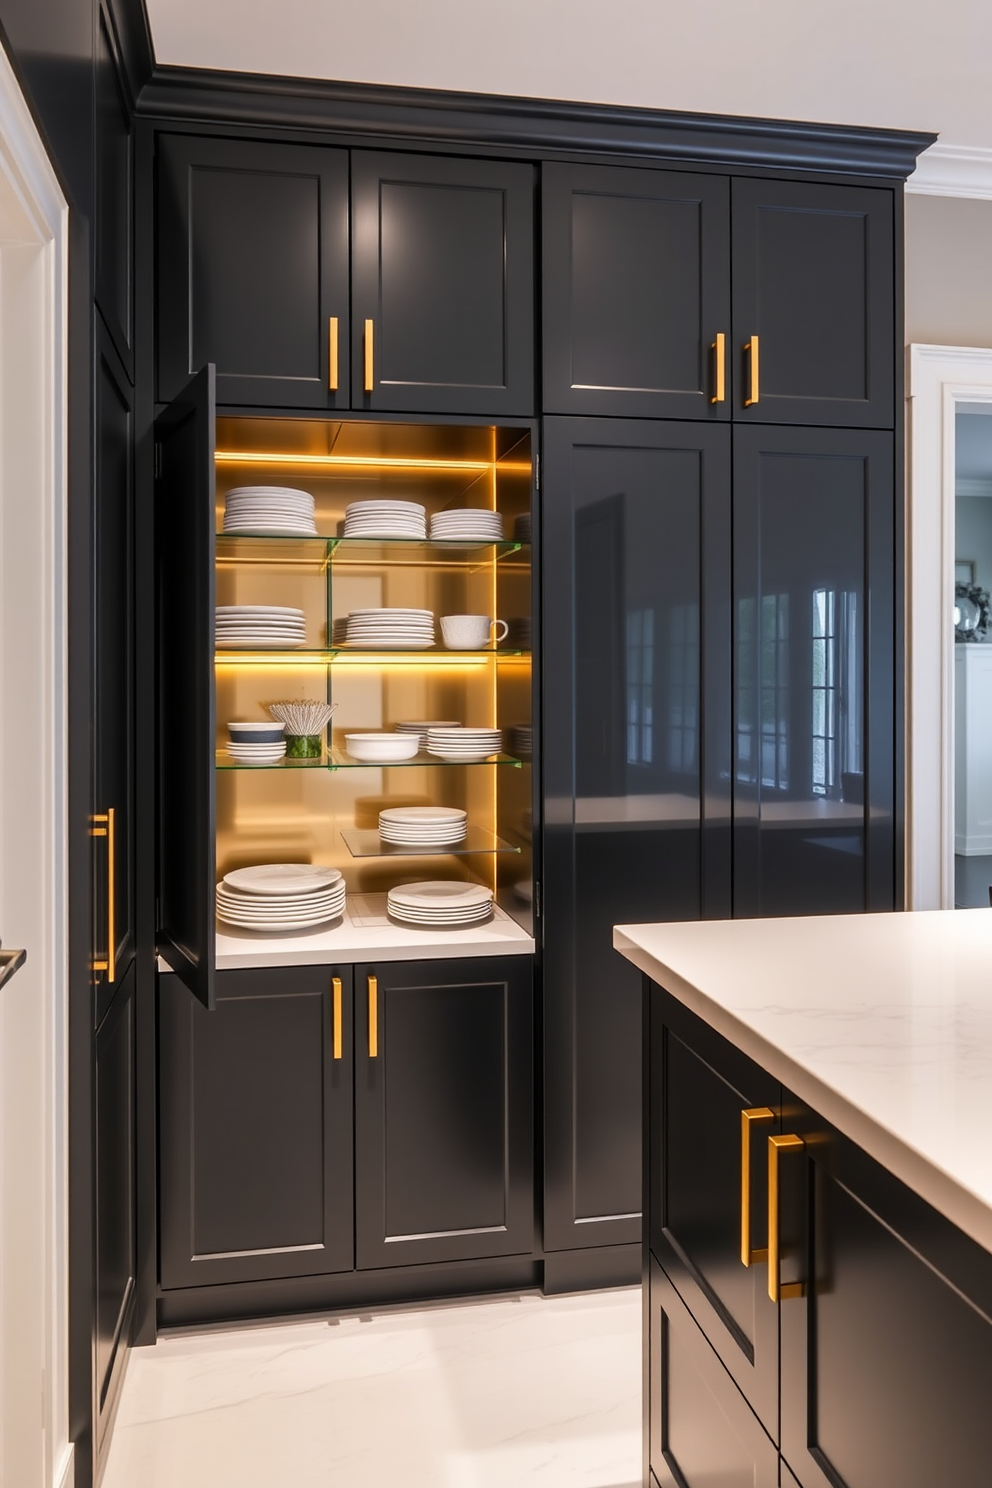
top-left (614, 909), bottom-right (992, 1258)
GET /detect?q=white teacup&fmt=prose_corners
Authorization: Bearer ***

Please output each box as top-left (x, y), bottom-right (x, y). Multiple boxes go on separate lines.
top-left (440, 614), bottom-right (509, 650)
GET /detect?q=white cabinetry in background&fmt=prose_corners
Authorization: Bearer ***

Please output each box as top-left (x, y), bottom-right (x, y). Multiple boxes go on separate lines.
top-left (955, 643), bottom-right (992, 854)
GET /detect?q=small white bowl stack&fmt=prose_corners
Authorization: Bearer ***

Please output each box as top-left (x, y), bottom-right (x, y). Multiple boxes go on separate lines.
top-left (225, 720), bottom-right (287, 765)
top-left (393, 719), bottom-right (459, 749)
top-left (378, 806), bottom-right (467, 847)
top-left (223, 486), bottom-right (317, 536)
top-left (343, 607), bottom-right (435, 648)
top-left (426, 725), bottom-right (503, 761)
top-left (216, 864), bottom-right (346, 932)
top-left (344, 732), bottom-right (421, 762)
top-left (386, 880), bottom-right (494, 927)
top-left (216, 605), bottom-right (306, 648)
top-left (430, 508), bottom-right (504, 543)
top-left (342, 499), bottom-right (426, 540)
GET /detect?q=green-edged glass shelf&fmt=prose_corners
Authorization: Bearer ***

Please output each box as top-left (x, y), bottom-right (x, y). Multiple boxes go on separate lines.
top-left (215, 533), bottom-right (529, 569)
top-left (215, 647), bottom-right (530, 664)
top-left (215, 748), bottom-right (523, 770)
top-left (339, 825), bottom-right (520, 858)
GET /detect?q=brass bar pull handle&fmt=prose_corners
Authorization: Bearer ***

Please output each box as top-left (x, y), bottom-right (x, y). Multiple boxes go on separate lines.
top-left (744, 334), bottom-right (760, 407)
top-left (711, 332), bottom-right (727, 404)
top-left (363, 318), bottom-right (374, 393)
top-left (740, 1106), bottom-right (775, 1266)
top-left (332, 976), bottom-right (342, 1060)
top-left (768, 1133), bottom-right (804, 1302)
top-left (328, 317), bottom-right (339, 392)
top-left (367, 973), bottom-right (378, 1058)
top-left (88, 809), bottom-right (116, 981)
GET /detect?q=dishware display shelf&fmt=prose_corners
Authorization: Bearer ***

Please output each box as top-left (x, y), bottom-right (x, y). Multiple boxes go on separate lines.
top-left (339, 825), bottom-right (521, 858)
top-left (215, 532), bottom-right (529, 569)
top-left (215, 749), bottom-right (523, 770)
top-left (215, 648), bottom-right (530, 663)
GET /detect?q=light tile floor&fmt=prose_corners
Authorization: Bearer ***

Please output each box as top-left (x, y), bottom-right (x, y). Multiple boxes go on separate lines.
top-left (101, 1287), bottom-right (642, 1488)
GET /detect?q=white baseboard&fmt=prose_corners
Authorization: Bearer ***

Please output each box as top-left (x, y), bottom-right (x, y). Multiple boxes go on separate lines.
top-left (955, 837), bottom-right (992, 856)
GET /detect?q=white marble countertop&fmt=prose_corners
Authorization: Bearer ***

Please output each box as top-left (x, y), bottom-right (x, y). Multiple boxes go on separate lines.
top-left (614, 909), bottom-right (992, 1258)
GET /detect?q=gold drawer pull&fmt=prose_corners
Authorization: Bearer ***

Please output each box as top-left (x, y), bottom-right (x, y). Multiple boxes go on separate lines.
top-left (768, 1133), bottom-right (805, 1302)
top-left (328, 317), bottom-right (339, 392)
top-left (740, 1106), bottom-right (775, 1266)
top-left (89, 808), bottom-right (116, 982)
top-left (744, 334), bottom-right (760, 406)
top-left (332, 976), bottom-right (342, 1060)
top-left (364, 319), bottom-right (374, 393)
top-left (711, 331), bottom-right (727, 404)
top-left (368, 973), bottom-right (378, 1058)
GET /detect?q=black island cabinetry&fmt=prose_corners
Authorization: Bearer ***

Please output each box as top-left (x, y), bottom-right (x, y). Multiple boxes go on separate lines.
top-left (136, 83), bottom-right (930, 1339)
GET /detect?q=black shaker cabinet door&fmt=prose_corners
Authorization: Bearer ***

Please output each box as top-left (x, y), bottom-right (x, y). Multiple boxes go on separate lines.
top-left (156, 366), bottom-right (215, 1009)
top-left (542, 163), bottom-right (731, 419)
top-left (732, 426), bottom-right (895, 919)
top-left (351, 152), bottom-right (534, 415)
top-left (542, 417), bottom-right (732, 1255)
top-left (159, 967), bottom-right (354, 1288)
top-left (354, 957), bottom-right (534, 1268)
top-left (157, 135), bottom-right (350, 408)
top-left (732, 178), bottom-right (894, 428)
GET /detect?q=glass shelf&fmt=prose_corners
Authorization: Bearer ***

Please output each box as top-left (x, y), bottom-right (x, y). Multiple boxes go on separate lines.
top-left (339, 825), bottom-right (521, 859)
top-left (215, 750), bottom-right (329, 770)
top-left (215, 647), bottom-right (530, 665)
top-left (215, 533), bottom-right (529, 569)
top-left (215, 748), bottom-right (523, 770)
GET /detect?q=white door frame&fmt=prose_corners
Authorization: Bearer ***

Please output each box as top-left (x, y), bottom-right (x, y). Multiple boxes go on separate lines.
top-left (907, 344), bottom-right (992, 910)
top-left (0, 36), bottom-right (70, 1488)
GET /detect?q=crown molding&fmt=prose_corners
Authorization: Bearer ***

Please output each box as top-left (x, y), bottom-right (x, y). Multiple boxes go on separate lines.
top-left (136, 66), bottom-right (934, 178)
top-left (907, 143), bottom-right (992, 200)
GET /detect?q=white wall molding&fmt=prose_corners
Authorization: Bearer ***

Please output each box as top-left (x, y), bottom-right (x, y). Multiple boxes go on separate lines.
top-left (908, 143), bottom-right (992, 201)
top-left (907, 345), bottom-right (992, 911)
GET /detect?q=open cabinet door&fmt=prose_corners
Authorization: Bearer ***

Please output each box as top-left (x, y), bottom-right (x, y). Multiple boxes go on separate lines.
top-left (156, 365), bottom-right (216, 1009)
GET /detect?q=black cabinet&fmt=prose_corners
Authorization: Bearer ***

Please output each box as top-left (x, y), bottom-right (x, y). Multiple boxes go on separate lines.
top-left (157, 135), bottom-right (350, 408)
top-left (95, 1), bottom-right (133, 371)
top-left (542, 417), bottom-right (732, 1256)
top-left (732, 425), bottom-right (895, 917)
top-left (159, 966), bottom-right (355, 1289)
top-left (355, 957), bottom-right (534, 1268)
top-left (732, 178), bottom-right (894, 428)
top-left (542, 163), bottom-right (730, 419)
top-left (352, 151), bottom-right (534, 415)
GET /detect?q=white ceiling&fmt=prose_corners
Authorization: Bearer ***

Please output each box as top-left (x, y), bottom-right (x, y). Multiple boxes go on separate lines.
top-left (144, 0), bottom-right (992, 152)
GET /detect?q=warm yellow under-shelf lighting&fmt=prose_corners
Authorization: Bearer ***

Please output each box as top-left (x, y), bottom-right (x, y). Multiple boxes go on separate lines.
top-left (215, 450), bottom-right (533, 476)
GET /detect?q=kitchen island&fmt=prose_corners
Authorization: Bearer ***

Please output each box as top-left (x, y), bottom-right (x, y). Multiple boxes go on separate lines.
top-left (615, 909), bottom-right (992, 1488)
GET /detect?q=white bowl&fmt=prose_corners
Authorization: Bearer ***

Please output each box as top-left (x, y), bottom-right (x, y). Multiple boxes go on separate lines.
top-left (228, 722), bottom-right (286, 742)
top-left (343, 732), bottom-right (421, 762)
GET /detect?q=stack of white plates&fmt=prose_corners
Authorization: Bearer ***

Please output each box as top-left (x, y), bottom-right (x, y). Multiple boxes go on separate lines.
top-left (216, 605), bottom-right (306, 648)
top-left (342, 500), bottom-right (426, 539)
top-left (344, 608), bottom-right (435, 648)
top-left (514, 513), bottom-right (532, 543)
top-left (509, 725), bottom-right (533, 759)
top-left (427, 726), bottom-right (502, 761)
top-left (394, 720), bottom-right (460, 749)
top-left (430, 509), bottom-right (504, 542)
top-left (330, 617), bottom-right (350, 646)
top-left (216, 864), bottom-right (345, 932)
top-left (223, 486), bottom-right (317, 536)
top-left (225, 739), bottom-right (287, 765)
top-left (379, 806), bottom-right (468, 847)
top-left (387, 880), bottom-right (494, 926)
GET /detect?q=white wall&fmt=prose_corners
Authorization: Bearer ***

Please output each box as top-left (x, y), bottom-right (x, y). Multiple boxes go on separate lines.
top-left (906, 196), bottom-right (992, 347)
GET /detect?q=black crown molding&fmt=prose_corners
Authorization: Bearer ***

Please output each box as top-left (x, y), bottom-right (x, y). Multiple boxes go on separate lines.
top-left (136, 65), bottom-right (936, 179)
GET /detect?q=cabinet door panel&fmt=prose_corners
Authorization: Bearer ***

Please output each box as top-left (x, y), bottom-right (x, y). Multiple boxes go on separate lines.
top-left (650, 991), bottom-right (781, 1437)
top-left (732, 426), bottom-right (895, 918)
top-left (159, 967), bottom-right (354, 1287)
top-left (543, 418), bottom-right (732, 1255)
top-left (649, 1257), bottom-right (779, 1488)
top-left (732, 178), bottom-right (894, 427)
top-left (543, 163), bottom-right (730, 418)
top-left (352, 152), bottom-right (533, 415)
top-left (95, 3), bottom-right (132, 369)
top-left (94, 967), bottom-right (136, 1439)
top-left (158, 136), bottom-right (349, 408)
top-left (355, 958), bottom-right (534, 1267)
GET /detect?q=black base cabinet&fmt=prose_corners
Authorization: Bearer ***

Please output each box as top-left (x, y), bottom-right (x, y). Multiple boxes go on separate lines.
top-left (647, 979), bottom-right (992, 1488)
top-left (158, 956), bottom-right (534, 1314)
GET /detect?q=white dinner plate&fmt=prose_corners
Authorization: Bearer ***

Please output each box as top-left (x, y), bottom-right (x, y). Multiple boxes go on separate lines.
top-left (223, 864), bottom-right (342, 895)
top-left (388, 880), bottom-right (492, 908)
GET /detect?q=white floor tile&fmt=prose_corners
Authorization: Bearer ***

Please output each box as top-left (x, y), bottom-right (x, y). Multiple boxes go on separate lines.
top-left (101, 1288), bottom-right (642, 1488)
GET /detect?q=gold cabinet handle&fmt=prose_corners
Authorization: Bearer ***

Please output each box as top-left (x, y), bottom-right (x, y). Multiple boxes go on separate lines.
top-left (744, 334), bottom-right (760, 406)
top-left (367, 973), bottom-right (378, 1057)
top-left (740, 1106), bottom-right (775, 1266)
top-left (711, 331), bottom-right (727, 404)
top-left (363, 318), bottom-right (374, 393)
top-left (328, 317), bottom-right (339, 392)
top-left (768, 1133), bottom-right (804, 1302)
top-left (89, 808), bottom-right (116, 982)
top-left (332, 976), bottom-right (342, 1060)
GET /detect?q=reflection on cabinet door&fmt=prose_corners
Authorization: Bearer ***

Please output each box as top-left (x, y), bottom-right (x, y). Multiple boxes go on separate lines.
top-left (779, 1106), bottom-right (992, 1488)
top-left (732, 425), bottom-right (895, 919)
top-left (354, 958), bottom-right (534, 1268)
top-left (157, 135), bottom-right (350, 407)
top-left (732, 178), bottom-right (894, 428)
top-left (649, 989), bottom-right (781, 1437)
top-left (351, 152), bottom-right (534, 415)
top-left (542, 163), bottom-right (730, 419)
top-left (543, 417), bottom-right (731, 1255)
top-left (159, 968), bottom-right (354, 1288)
top-left (649, 1258), bottom-right (779, 1488)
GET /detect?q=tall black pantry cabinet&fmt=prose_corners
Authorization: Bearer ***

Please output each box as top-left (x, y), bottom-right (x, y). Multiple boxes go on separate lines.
top-left (540, 161), bottom-right (903, 1282)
